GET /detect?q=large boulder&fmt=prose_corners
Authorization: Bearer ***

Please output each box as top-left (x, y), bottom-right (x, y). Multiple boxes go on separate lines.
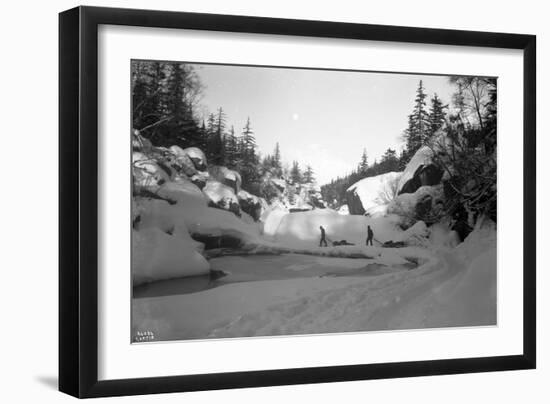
top-left (238, 189), bottom-right (267, 221)
top-left (209, 166), bottom-right (242, 194)
top-left (388, 185), bottom-right (444, 227)
top-left (398, 146), bottom-right (443, 195)
top-left (168, 146), bottom-right (209, 188)
top-left (132, 151), bottom-right (170, 189)
top-left (203, 180), bottom-right (241, 217)
top-left (345, 171), bottom-right (402, 215)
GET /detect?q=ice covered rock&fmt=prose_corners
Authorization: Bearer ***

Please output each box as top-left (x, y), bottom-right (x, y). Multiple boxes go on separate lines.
top-left (346, 171), bottom-right (402, 215)
top-left (398, 146), bottom-right (443, 195)
top-left (203, 180), bottom-right (241, 216)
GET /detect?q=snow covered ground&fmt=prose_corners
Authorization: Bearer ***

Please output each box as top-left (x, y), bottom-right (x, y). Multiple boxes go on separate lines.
top-left (132, 217), bottom-right (496, 341)
top-left (131, 138), bottom-right (496, 342)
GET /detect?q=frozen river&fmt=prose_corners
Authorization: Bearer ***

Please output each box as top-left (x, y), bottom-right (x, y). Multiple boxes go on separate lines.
top-left (133, 253), bottom-right (415, 299)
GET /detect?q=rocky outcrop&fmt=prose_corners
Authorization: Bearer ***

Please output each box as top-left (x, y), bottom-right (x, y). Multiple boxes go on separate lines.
top-left (388, 185), bottom-right (445, 227)
top-left (238, 190), bottom-right (267, 221)
top-left (345, 187), bottom-right (365, 215)
top-left (398, 146), bottom-right (443, 195)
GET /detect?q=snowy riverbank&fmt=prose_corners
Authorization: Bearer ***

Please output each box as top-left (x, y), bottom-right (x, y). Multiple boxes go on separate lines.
top-left (132, 221), bottom-right (495, 341)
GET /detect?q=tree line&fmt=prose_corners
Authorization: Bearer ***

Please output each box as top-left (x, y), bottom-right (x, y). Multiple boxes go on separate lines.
top-left (132, 60), bottom-right (316, 197)
top-left (321, 80), bottom-right (447, 207)
top-left (322, 77), bottom-right (497, 226)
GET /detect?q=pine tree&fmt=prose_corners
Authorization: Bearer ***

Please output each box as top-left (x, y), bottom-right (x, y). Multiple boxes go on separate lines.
top-left (404, 80), bottom-right (430, 157)
top-left (358, 148), bottom-right (369, 174)
top-left (428, 93), bottom-right (447, 140)
top-left (225, 125), bottom-right (238, 168)
top-left (290, 161), bottom-right (302, 184)
top-left (303, 165), bottom-right (315, 183)
top-left (206, 112), bottom-right (223, 164)
top-left (240, 117), bottom-right (260, 192)
top-left (379, 148), bottom-right (400, 173)
top-left (272, 142), bottom-right (282, 176)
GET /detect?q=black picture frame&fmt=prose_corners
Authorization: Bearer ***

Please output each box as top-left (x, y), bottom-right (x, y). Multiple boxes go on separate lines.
top-left (59, 5), bottom-right (536, 398)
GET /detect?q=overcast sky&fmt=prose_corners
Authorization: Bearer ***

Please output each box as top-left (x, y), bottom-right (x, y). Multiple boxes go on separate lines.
top-left (194, 63), bottom-right (456, 185)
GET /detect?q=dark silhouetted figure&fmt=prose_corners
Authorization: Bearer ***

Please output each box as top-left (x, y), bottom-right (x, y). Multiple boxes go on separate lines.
top-left (366, 225), bottom-right (374, 246)
top-left (319, 226), bottom-right (328, 247)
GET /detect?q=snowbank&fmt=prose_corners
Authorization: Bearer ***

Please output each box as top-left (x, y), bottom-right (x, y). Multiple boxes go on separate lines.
top-left (346, 171), bottom-right (402, 215)
top-left (429, 221), bottom-right (461, 248)
top-left (261, 206), bottom-right (289, 238)
top-left (272, 209), bottom-right (403, 248)
top-left (132, 228), bottom-right (210, 285)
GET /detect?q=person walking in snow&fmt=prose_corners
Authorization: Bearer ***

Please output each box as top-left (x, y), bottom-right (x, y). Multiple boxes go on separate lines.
top-left (366, 225), bottom-right (374, 246)
top-left (319, 226), bottom-right (328, 247)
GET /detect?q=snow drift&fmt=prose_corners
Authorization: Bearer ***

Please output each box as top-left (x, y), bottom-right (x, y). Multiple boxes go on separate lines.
top-left (346, 171), bottom-right (402, 215)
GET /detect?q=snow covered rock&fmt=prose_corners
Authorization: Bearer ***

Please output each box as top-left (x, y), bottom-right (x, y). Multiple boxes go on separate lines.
top-left (303, 183), bottom-right (326, 208)
top-left (178, 146), bottom-right (207, 171)
top-left (168, 146), bottom-right (209, 188)
top-left (132, 227), bottom-right (210, 285)
top-left (209, 166), bottom-right (242, 193)
top-left (346, 171), bottom-right (402, 215)
top-left (203, 180), bottom-right (241, 216)
top-left (388, 184), bottom-right (444, 226)
top-left (132, 130), bottom-right (152, 152)
top-left (132, 151), bottom-right (170, 189)
top-left (337, 205), bottom-right (349, 215)
top-left (238, 189), bottom-right (267, 221)
top-left (398, 146), bottom-right (443, 195)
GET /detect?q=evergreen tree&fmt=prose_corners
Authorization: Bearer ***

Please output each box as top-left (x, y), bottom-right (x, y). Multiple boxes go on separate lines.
top-left (358, 148), bottom-right (369, 174)
top-left (404, 80), bottom-right (430, 158)
top-left (303, 165), bottom-right (315, 183)
top-left (240, 117), bottom-right (260, 192)
top-left (206, 112), bottom-right (223, 164)
top-left (379, 148), bottom-right (400, 172)
top-left (224, 125), bottom-right (238, 168)
top-left (272, 142), bottom-right (282, 176)
top-left (428, 93), bottom-right (447, 139)
top-left (290, 161), bottom-right (302, 184)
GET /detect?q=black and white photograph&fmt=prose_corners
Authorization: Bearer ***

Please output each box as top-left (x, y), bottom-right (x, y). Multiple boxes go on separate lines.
top-left (131, 60), bottom-right (497, 343)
